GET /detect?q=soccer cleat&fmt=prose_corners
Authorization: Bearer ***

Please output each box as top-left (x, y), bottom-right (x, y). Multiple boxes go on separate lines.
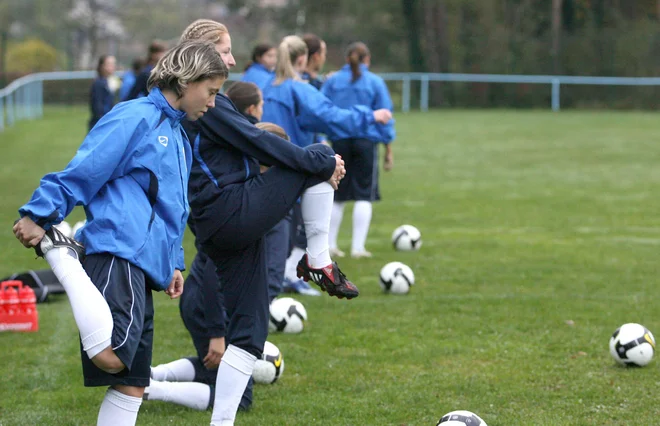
top-left (35, 226), bottom-right (86, 261)
top-left (282, 277), bottom-right (322, 296)
top-left (350, 250), bottom-right (372, 259)
top-left (296, 254), bottom-right (359, 299)
top-left (329, 247), bottom-right (346, 258)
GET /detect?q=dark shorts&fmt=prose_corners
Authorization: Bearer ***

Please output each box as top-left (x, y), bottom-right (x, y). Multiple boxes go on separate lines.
top-left (80, 253), bottom-right (154, 388)
top-left (332, 138), bottom-right (381, 202)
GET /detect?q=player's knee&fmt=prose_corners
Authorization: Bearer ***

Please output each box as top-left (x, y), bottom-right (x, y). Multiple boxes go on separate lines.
top-left (92, 351), bottom-right (126, 374)
top-left (306, 143), bottom-right (334, 156)
top-left (111, 384), bottom-right (145, 398)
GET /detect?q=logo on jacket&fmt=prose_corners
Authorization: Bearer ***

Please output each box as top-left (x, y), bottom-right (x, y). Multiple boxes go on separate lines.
top-left (158, 136), bottom-right (169, 147)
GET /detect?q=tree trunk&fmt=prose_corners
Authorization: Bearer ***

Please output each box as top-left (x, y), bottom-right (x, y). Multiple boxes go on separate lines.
top-left (402, 0), bottom-right (424, 72)
top-left (551, 0), bottom-right (563, 74)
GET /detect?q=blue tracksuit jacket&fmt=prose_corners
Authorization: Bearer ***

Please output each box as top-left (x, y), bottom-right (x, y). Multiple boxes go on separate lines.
top-left (321, 64), bottom-right (395, 143)
top-left (241, 63), bottom-right (275, 91)
top-left (261, 77), bottom-right (390, 148)
top-left (19, 88), bottom-right (192, 290)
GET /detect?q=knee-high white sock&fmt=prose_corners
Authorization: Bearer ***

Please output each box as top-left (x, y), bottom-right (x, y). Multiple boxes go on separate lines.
top-left (284, 246), bottom-right (306, 282)
top-left (45, 247), bottom-right (113, 359)
top-left (210, 345), bottom-right (256, 426)
top-left (329, 202), bottom-right (346, 250)
top-left (352, 201), bottom-right (373, 253)
top-left (97, 388), bottom-right (142, 426)
top-left (151, 358), bottom-right (196, 382)
top-left (146, 380), bottom-right (211, 411)
top-left (300, 181), bottom-right (334, 268)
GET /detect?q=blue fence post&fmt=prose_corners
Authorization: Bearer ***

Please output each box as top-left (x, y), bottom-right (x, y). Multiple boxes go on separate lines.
top-left (0, 97), bottom-right (4, 132)
top-left (37, 80), bottom-right (44, 118)
top-left (551, 78), bottom-right (560, 111)
top-left (420, 74), bottom-right (429, 112)
top-left (402, 76), bottom-right (411, 113)
top-left (6, 93), bottom-right (14, 126)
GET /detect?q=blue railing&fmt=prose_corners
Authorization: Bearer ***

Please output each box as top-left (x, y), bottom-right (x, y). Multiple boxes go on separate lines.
top-left (3, 71), bottom-right (660, 131)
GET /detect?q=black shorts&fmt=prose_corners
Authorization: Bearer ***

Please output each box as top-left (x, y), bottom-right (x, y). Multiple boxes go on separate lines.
top-left (332, 138), bottom-right (381, 202)
top-left (80, 253), bottom-right (154, 388)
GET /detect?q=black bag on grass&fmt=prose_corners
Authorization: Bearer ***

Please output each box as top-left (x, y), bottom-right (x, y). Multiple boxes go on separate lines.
top-left (0, 269), bottom-right (63, 303)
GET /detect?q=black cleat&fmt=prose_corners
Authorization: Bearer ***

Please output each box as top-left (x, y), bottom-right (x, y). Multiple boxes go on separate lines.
top-left (296, 254), bottom-right (359, 299)
top-left (35, 226), bottom-right (86, 261)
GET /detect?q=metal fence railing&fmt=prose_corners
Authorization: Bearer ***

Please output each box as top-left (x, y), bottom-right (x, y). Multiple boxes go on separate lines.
top-left (3, 71), bottom-right (660, 132)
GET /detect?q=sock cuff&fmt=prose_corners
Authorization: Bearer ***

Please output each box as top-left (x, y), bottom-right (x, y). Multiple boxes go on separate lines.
top-left (105, 388), bottom-right (142, 413)
top-left (222, 345), bottom-right (257, 375)
top-left (304, 181), bottom-right (334, 195)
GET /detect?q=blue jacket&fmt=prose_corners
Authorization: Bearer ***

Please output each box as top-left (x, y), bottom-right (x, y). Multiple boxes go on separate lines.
top-left (183, 93), bottom-right (337, 242)
top-left (241, 63), bottom-right (274, 90)
top-left (89, 77), bottom-right (114, 130)
top-left (19, 88), bottom-right (192, 290)
top-left (119, 71), bottom-right (137, 102)
top-left (261, 78), bottom-right (389, 148)
top-left (321, 64), bottom-right (395, 143)
top-left (126, 64), bottom-right (154, 100)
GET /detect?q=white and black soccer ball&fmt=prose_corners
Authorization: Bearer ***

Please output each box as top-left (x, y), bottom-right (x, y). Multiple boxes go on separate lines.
top-left (269, 297), bottom-right (307, 334)
top-left (609, 323), bottom-right (655, 367)
top-left (71, 220), bottom-right (86, 239)
top-left (252, 341), bottom-right (284, 384)
top-left (379, 261), bottom-right (415, 294)
top-left (437, 410), bottom-right (487, 426)
top-left (54, 221), bottom-right (73, 238)
top-left (392, 224), bottom-right (422, 251)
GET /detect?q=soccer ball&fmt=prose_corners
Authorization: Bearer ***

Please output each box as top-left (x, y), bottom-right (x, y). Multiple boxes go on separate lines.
top-left (392, 224), bottom-right (422, 251)
top-left (437, 410), bottom-right (487, 426)
top-left (379, 261), bottom-right (414, 294)
top-left (53, 221), bottom-right (72, 238)
top-left (609, 323), bottom-right (655, 367)
top-left (71, 221), bottom-right (86, 239)
top-left (252, 341), bottom-right (284, 384)
top-left (269, 297), bottom-right (307, 334)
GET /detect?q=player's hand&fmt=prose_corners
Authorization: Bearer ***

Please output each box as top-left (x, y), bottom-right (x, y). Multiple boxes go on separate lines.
top-left (13, 217), bottom-right (46, 248)
top-left (203, 336), bottom-right (225, 369)
top-left (384, 150), bottom-right (394, 171)
top-left (328, 154), bottom-right (346, 190)
top-left (165, 269), bottom-right (184, 299)
top-left (373, 109), bottom-right (392, 124)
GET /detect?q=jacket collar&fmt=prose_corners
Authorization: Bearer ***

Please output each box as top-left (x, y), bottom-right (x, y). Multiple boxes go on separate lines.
top-left (148, 87), bottom-right (187, 126)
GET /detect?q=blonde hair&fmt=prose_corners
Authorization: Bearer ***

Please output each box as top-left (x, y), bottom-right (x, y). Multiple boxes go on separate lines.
top-left (256, 122), bottom-right (289, 141)
top-left (274, 35), bottom-right (308, 85)
top-left (180, 19), bottom-right (229, 44)
top-left (148, 40), bottom-right (228, 98)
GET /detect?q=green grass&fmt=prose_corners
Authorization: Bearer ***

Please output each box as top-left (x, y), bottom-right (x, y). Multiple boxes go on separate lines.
top-left (1, 107), bottom-right (660, 425)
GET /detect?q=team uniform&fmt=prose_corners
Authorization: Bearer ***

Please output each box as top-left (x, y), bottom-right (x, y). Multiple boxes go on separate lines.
top-left (241, 63), bottom-right (275, 90)
top-left (126, 64), bottom-right (154, 100)
top-left (321, 64), bottom-right (395, 202)
top-left (19, 88), bottom-right (192, 387)
top-left (89, 76), bottom-right (115, 130)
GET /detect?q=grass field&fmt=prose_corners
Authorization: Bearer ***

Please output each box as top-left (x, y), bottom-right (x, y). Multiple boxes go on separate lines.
top-left (1, 107), bottom-right (660, 425)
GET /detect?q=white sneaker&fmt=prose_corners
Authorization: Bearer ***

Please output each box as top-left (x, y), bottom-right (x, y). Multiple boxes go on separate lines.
top-left (350, 250), bottom-right (372, 259)
top-left (329, 247), bottom-right (346, 258)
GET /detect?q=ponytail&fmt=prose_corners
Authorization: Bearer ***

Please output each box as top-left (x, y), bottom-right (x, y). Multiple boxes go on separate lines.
top-left (345, 42), bottom-right (370, 82)
top-left (274, 35), bottom-right (308, 85)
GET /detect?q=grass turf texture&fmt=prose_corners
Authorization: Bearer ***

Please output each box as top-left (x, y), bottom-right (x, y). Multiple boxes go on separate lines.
top-left (0, 107), bottom-right (659, 425)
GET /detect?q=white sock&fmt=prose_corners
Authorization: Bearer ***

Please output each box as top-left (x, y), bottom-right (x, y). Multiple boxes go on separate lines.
top-left (151, 358), bottom-right (196, 382)
top-left (146, 380), bottom-right (211, 411)
top-left (97, 388), bottom-right (142, 426)
top-left (210, 345), bottom-right (256, 426)
top-left (284, 246), bottom-right (306, 282)
top-left (352, 201), bottom-right (373, 253)
top-left (300, 181), bottom-right (334, 268)
top-left (329, 202), bottom-right (346, 250)
top-left (45, 247), bottom-right (113, 358)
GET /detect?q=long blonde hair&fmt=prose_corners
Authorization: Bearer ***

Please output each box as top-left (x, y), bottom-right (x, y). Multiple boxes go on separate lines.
top-left (147, 40), bottom-right (228, 98)
top-left (274, 35), bottom-right (308, 85)
top-left (180, 19), bottom-right (229, 44)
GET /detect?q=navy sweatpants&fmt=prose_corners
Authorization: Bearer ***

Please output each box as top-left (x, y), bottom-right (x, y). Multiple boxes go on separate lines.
top-left (200, 143), bottom-right (334, 358)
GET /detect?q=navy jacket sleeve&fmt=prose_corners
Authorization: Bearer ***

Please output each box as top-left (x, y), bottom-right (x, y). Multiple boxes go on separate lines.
top-left (294, 83), bottom-right (385, 142)
top-left (126, 70), bottom-right (149, 100)
top-left (199, 94), bottom-right (336, 180)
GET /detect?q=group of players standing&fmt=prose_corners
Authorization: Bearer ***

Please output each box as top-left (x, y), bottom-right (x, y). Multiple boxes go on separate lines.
top-left (13, 19), bottom-right (395, 426)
